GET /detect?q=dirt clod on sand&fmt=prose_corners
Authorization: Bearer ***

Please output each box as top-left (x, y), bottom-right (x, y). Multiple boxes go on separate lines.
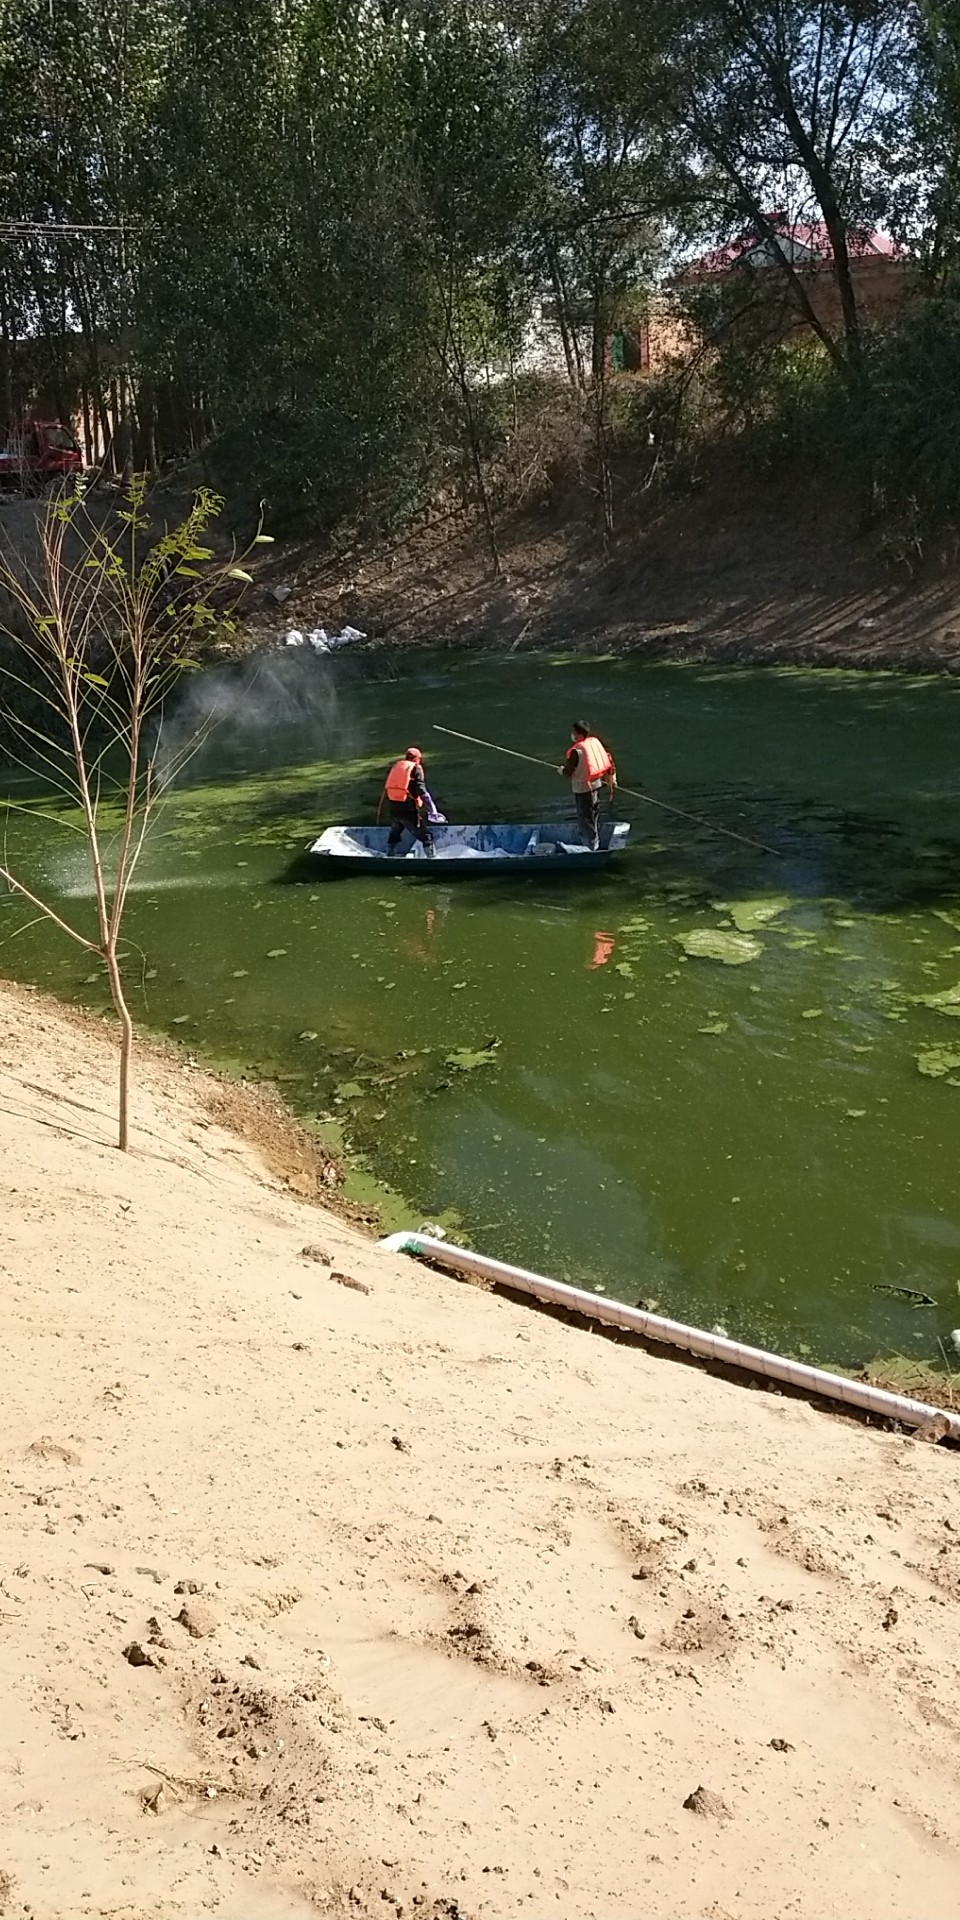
top-left (331, 1268), bottom-right (372, 1295)
top-left (684, 1785), bottom-right (734, 1821)
top-left (913, 1412), bottom-right (954, 1444)
top-left (176, 1600), bottom-right (219, 1640)
top-left (26, 1436), bottom-right (80, 1466)
top-left (123, 1642), bottom-right (157, 1670)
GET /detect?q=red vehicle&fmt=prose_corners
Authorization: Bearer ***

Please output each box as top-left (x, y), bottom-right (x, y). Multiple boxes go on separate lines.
top-left (0, 420), bottom-right (83, 493)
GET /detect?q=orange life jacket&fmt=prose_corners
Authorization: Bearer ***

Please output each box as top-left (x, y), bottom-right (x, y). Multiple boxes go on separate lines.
top-left (575, 735), bottom-right (614, 784)
top-left (385, 757), bottom-right (419, 802)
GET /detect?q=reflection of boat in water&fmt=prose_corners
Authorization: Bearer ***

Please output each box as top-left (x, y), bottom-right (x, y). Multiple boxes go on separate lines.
top-left (306, 821), bottom-right (631, 877)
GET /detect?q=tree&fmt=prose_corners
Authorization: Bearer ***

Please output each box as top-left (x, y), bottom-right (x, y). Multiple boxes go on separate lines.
top-left (0, 480), bottom-right (260, 1149)
top-left (393, 3), bottom-right (533, 571)
top-left (903, 1), bottom-right (960, 285)
top-left (140, 0), bottom-right (290, 444)
top-left (141, 0), bottom-right (446, 531)
top-left (632, 0), bottom-right (910, 378)
top-left (510, 0), bottom-right (676, 539)
top-left (0, 0), bottom-right (181, 463)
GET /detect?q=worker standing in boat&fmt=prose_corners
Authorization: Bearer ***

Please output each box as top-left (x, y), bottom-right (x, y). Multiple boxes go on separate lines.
top-left (562, 722), bottom-right (616, 851)
top-left (384, 746), bottom-right (436, 857)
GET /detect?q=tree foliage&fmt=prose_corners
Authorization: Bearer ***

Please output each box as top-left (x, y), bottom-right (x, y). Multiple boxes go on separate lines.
top-left (3, 0), bottom-right (960, 546)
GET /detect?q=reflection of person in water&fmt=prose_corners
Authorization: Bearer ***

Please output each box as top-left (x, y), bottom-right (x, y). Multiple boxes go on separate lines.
top-left (402, 895), bottom-right (453, 967)
top-left (404, 906), bottom-right (440, 967)
top-left (589, 930), bottom-right (616, 970)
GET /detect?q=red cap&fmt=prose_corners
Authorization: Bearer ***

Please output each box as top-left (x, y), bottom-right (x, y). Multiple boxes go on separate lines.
top-left (406, 746), bottom-right (423, 762)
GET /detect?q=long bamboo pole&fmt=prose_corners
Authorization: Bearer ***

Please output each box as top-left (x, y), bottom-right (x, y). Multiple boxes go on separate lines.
top-left (433, 725), bottom-right (782, 858)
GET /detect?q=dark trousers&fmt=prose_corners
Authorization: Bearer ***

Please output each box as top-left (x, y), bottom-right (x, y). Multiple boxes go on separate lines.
top-left (575, 788), bottom-right (601, 851)
top-left (387, 801), bottom-right (434, 853)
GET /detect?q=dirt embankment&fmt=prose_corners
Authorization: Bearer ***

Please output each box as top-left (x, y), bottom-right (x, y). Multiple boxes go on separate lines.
top-left (6, 452), bottom-right (960, 676)
top-left (250, 460), bottom-right (960, 673)
top-left (1, 982), bottom-right (959, 1920)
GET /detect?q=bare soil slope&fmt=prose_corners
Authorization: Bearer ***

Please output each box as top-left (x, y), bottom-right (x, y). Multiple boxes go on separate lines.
top-left (7, 457), bottom-right (960, 674)
top-left (266, 462), bottom-right (960, 672)
top-left (0, 986), bottom-right (958, 1919)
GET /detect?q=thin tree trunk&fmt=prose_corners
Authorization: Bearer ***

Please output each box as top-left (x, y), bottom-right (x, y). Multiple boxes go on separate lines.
top-left (81, 387), bottom-right (93, 464)
top-left (135, 378), bottom-right (158, 473)
top-left (775, 93), bottom-right (861, 367)
top-left (27, 248), bottom-right (70, 421)
top-left (591, 275), bottom-right (606, 384)
top-left (93, 385), bottom-right (112, 466)
top-left (72, 261), bottom-right (112, 460)
top-left (105, 945), bottom-right (134, 1151)
top-left (589, 266), bottom-right (615, 546)
top-left (461, 370), bottom-right (502, 575)
top-left (433, 256), bottom-right (502, 576)
top-left (545, 239), bottom-right (579, 389)
top-left (592, 371), bottom-right (615, 550)
top-left (736, 22), bottom-right (864, 371)
top-left (0, 272), bottom-right (14, 430)
top-left (509, 352), bottom-right (522, 489)
top-left (107, 380), bottom-right (122, 474)
top-left (548, 240), bottom-right (586, 390)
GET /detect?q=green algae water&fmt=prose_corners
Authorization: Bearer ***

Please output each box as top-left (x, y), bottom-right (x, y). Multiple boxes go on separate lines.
top-left (5, 652), bottom-right (960, 1371)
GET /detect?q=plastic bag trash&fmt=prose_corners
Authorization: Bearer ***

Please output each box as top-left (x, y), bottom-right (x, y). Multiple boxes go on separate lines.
top-left (286, 624), bottom-right (367, 654)
top-left (312, 625), bottom-right (366, 652)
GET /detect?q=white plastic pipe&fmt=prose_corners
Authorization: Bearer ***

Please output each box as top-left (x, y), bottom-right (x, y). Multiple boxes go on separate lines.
top-left (378, 1231), bottom-right (960, 1440)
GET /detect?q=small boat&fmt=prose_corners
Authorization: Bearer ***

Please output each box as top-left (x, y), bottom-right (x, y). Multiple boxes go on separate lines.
top-left (305, 820), bottom-right (631, 877)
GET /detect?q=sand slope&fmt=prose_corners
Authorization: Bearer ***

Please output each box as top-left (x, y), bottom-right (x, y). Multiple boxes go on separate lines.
top-left (0, 986), bottom-right (958, 1920)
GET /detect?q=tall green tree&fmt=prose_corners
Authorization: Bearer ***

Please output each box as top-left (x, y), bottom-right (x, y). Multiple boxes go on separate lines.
top-left (0, 0), bottom-right (180, 458)
top-left (393, 3), bottom-right (533, 567)
top-left (904, 1), bottom-right (960, 284)
top-left (506, 0), bottom-right (678, 538)
top-left (633, 0), bottom-right (911, 377)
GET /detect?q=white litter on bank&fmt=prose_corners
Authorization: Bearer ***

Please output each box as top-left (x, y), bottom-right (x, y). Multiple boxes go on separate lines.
top-left (284, 625), bottom-right (366, 653)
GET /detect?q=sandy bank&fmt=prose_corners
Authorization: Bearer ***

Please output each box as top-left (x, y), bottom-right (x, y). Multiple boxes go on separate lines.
top-left (0, 987), bottom-right (958, 1920)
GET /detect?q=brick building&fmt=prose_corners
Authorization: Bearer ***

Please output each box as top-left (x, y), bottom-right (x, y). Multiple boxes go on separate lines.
top-left (640, 220), bottom-right (914, 371)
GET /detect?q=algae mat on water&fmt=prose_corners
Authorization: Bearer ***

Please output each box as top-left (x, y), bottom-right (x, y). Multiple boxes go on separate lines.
top-left (713, 896), bottom-right (792, 932)
top-left (5, 653), bottom-right (960, 1372)
top-left (677, 928), bottom-right (764, 965)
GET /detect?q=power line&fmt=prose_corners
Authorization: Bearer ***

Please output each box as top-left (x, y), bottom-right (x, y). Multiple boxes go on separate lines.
top-left (0, 220), bottom-right (142, 235)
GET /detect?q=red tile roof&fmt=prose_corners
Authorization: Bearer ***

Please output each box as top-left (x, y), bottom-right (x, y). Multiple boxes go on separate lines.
top-left (688, 219), bottom-right (905, 275)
